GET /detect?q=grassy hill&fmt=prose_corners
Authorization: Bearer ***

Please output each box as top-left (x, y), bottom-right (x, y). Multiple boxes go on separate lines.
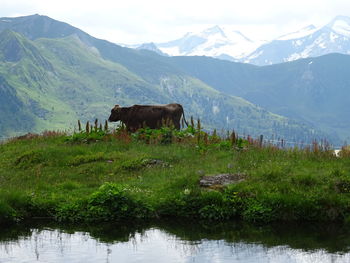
top-left (0, 129), bottom-right (350, 225)
top-left (0, 17), bottom-right (325, 142)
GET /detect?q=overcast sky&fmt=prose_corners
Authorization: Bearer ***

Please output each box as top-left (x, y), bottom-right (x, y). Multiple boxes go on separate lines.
top-left (1, 0), bottom-right (349, 44)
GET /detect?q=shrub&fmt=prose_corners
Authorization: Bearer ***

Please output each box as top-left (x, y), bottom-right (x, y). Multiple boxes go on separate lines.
top-left (65, 130), bottom-right (107, 143)
top-left (56, 183), bottom-right (152, 222)
top-left (199, 191), bottom-right (237, 221)
top-left (132, 126), bottom-right (196, 144)
top-left (119, 157), bottom-right (149, 171)
top-left (156, 190), bottom-right (237, 221)
top-left (68, 152), bottom-right (106, 166)
top-left (242, 199), bottom-right (274, 223)
top-left (88, 183), bottom-right (151, 221)
top-left (56, 202), bottom-right (85, 222)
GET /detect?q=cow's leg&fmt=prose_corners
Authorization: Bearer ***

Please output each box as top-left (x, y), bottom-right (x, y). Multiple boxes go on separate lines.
top-left (173, 118), bottom-right (180, 130)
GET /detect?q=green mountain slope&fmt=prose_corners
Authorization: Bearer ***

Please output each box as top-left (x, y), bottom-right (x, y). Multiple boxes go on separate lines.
top-left (0, 14), bottom-right (183, 83)
top-left (0, 15), bottom-right (329, 143)
top-left (169, 54), bottom-right (350, 143)
top-left (0, 30), bottom-right (56, 136)
top-left (0, 75), bottom-right (35, 136)
top-left (0, 31), bottom-right (170, 135)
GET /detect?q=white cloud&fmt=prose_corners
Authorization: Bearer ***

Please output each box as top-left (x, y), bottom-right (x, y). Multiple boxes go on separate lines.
top-left (0, 0), bottom-right (349, 44)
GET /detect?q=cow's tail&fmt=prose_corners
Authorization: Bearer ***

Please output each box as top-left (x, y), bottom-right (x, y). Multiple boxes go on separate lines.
top-left (181, 106), bottom-right (189, 128)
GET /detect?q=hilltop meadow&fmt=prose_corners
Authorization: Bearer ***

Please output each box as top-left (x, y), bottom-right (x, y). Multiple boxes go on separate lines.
top-left (1, 121), bottom-right (350, 226)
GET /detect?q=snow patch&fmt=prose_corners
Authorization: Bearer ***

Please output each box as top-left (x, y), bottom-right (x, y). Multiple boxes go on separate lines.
top-left (329, 18), bottom-right (350, 37)
top-left (330, 32), bottom-right (339, 42)
top-left (212, 105), bottom-right (220, 115)
top-left (293, 40), bottom-right (303, 46)
top-left (314, 35), bottom-right (327, 49)
top-left (287, 53), bottom-right (302, 61)
top-left (277, 25), bottom-right (318, 40)
top-left (318, 42), bottom-right (326, 49)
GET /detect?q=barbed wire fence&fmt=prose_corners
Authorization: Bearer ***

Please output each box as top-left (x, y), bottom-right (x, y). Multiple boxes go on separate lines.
top-left (207, 128), bottom-right (345, 150)
top-left (231, 131), bottom-right (346, 150)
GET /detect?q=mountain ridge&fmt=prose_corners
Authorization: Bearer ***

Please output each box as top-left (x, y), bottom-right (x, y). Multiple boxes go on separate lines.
top-left (168, 53), bottom-right (350, 142)
top-left (135, 16), bottom-right (350, 66)
top-left (245, 16), bottom-right (350, 65)
top-left (154, 25), bottom-right (260, 61)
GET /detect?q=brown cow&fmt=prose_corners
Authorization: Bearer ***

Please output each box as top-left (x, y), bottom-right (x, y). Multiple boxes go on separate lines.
top-left (108, 103), bottom-right (188, 131)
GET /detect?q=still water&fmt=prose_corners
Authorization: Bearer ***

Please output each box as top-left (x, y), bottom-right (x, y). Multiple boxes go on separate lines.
top-left (1, 220), bottom-right (350, 263)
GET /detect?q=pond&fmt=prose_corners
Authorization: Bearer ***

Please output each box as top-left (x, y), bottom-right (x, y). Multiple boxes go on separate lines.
top-left (0, 220), bottom-right (350, 262)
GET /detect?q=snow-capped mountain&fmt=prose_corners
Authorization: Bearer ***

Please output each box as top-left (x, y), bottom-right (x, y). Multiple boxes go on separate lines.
top-left (244, 16), bottom-right (350, 65)
top-left (136, 16), bottom-right (350, 65)
top-left (277, 25), bottom-right (319, 41)
top-left (138, 25), bottom-right (263, 61)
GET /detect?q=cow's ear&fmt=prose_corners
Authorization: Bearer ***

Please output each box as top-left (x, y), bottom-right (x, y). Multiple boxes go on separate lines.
top-left (115, 104), bottom-right (120, 108)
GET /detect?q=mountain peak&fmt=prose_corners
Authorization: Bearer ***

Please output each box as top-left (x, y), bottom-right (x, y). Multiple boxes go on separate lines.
top-left (137, 42), bottom-right (167, 56)
top-left (200, 25), bottom-right (226, 38)
top-left (326, 15), bottom-right (350, 37)
top-left (0, 14), bottom-right (48, 24)
top-left (277, 24), bottom-right (318, 40)
top-left (0, 14), bottom-right (84, 41)
top-left (157, 25), bottom-right (259, 59)
top-left (304, 24), bottom-right (317, 31)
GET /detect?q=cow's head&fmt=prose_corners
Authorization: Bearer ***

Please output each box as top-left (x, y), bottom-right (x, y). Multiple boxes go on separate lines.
top-left (108, 104), bottom-right (122, 122)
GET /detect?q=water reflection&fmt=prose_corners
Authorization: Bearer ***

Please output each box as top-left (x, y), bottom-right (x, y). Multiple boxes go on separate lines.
top-left (0, 221), bottom-right (350, 262)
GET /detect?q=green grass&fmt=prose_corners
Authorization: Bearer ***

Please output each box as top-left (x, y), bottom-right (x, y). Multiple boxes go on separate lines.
top-left (1, 127), bottom-right (350, 225)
